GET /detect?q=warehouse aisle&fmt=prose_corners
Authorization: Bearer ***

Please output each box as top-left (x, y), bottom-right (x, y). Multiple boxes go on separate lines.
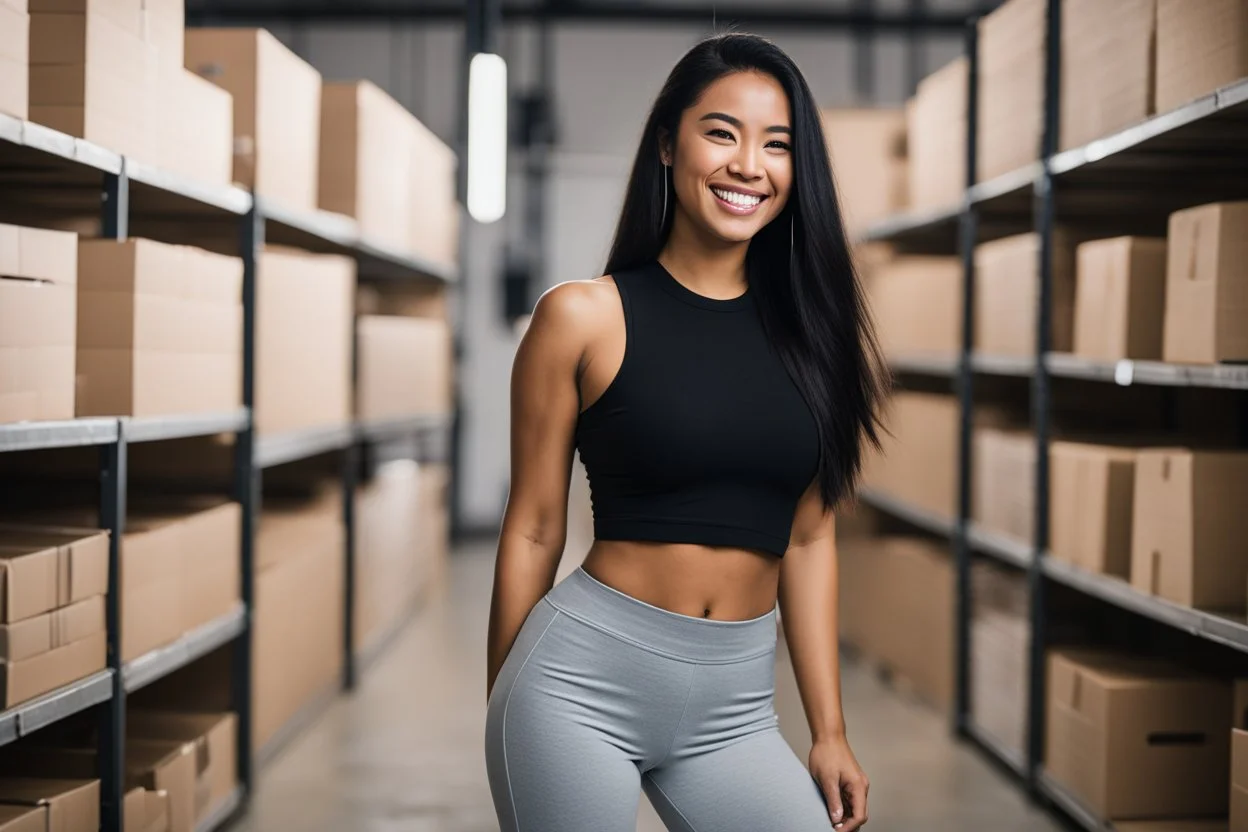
top-left (229, 539), bottom-right (1062, 832)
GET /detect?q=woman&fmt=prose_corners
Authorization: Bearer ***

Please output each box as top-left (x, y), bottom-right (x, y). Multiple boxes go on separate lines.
top-left (485, 32), bottom-right (887, 832)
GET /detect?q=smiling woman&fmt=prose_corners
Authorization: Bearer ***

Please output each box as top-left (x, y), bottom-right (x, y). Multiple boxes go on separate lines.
top-left (486, 32), bottom-right (888, 832)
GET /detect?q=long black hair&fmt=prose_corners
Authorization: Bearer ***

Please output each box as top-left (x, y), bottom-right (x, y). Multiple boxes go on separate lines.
top-left (604, 32), bottom-right (889, 511)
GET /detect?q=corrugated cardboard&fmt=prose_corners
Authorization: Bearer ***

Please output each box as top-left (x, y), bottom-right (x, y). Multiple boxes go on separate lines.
top-left (1045, 648), bottom-right (1231, 820)
top-left (908, 57), bottom-right (968, 212)
top-left (1050, 442), bottom-right (1137, 578)
top-left (866, 256), bottom-right (962, 357)
top-left (356, 282), bottom-right (451, 323)
top-left (1155, 0), bottom-right (1248, 113)
top-left (0, 779), bottom-right (98, 832)
top-left (76, 238), bottom-right (242, 418)
top-left (27, 10), bottom-right (154, 161)
top-left (320, 81), bottom-right (415, 252)
top-left (820, 108), bottom-right (907, 240)
top-left (0, 224), bottom-right (77, 284)
top-left (0, 594), bottom-right (104, 662)
top-left (0, 805), bottom-right (43, 832)
top-left (356, 316), bottom-right (452, 421)
top-left (1074, 236), bottom-right (1167, 361)
top-left (125, 740), bottom-right (196, 832)
top-left (0, 6), bottom-right (28, 119)
top-left (861, 392), bottom-right (959, 520)
top-left (1060, 0), bottom-right (1156, 151)
top-left (977, 0), bottom-right (1046, 182)
top-left (356, 460), bottom-right (423, 652)
top-left (256, 249), bottom-right (354, 435)
top-left (156, 68), bottom-right (232, 188)
top-left (976, 230), bottom-right (1079, 356)
top-left (972, 427), bottom-right (1036, 543)
top-left (29, 0), bottom-right (143, 36)
top-left (123, 787), bottom-right (170, 832)
top-left (971, 563), bottom-right (1029, 759)
top-left (1163, 202), bottom-right (1248, 364)
top-left (0, 629), bottom-right (105, 708)
top-left (0, 527), bottom-right (108, 623)
top-left (127, 712), bottom-right (236, 826)
top-left (408, 117), bottom-right (459, 270)
top-left (140, 0), bottom-right (181, 70)
top-left (1132, 448), bottom-right (1248, 610)
top-left (185, 28), bottom-right (321, 211)
top-left (1235, 728), bottom-right (1248, 832)
top-left (254, 509), bottom-right (344, 750)
top-left (418, 463), bottom-right (450, 588)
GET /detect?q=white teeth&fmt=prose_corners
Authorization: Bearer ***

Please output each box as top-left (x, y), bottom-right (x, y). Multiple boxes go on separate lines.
top-left (712, 187), bottom-right (762, 208)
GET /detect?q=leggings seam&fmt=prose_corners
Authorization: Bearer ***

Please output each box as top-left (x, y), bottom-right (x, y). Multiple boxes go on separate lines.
top-left (502, 609), bottom-right (562, 832)
top-left (653, 664), bottom-right (697, 771)
top-left (645, 774), bottom-right (701, 832)
top-left (546, 601), bottom-right (775, 665)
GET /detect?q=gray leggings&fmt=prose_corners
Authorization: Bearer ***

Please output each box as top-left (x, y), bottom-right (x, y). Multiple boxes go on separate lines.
top-left (485, 566), bottom-right (834, 831)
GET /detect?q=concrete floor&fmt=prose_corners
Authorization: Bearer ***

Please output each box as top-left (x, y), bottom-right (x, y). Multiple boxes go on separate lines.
top-left (229, 539), bottom-right (1065, 832)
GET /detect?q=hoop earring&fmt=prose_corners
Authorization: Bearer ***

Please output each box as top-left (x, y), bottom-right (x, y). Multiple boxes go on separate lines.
top-left (790, 214), bottom-right (796, 266)
top-left (660, 164), bottom-right (670, 233)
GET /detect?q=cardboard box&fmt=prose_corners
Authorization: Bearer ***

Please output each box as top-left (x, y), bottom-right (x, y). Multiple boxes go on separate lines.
top-left (1060, 0), bottom-right (1156, 151)
top-left (123, 788), bottom-right (170, 832)
top-left (254, 508), bottom-right (344, 750)
top-left (0, 526), bottom-right (109, 623)
top-left (1132, 448), bottom-right (1248, 610)
top-left (320, 81), bottom-right (414, 252)
top-left (256, 249), bottom-right (355, 435)
top-left (0, 629), bottom-right (105, 708)
top-left (356, 460), bottom-right (423, 652)
top-left (861, 392), bottom-right (959, 520)
top-left (977, 0), bottom-right (1046, 182)
top-left (418, 463), bottom-right (450, 586)
top-left (127, 712), bottom-right (236, 825)
top-left (1116, 822), bottom-right (1232, 832)
top-left (0, 594), bottom-right (104, 662)
top-left (408, 118), bottom-right (459, 270)
top-left (356, 316), bottom-right (452, 421)
top-left (1074, 236), bottom-right (1167, 361)
top-left (1046, 648), bottom-right (1231, 820)
top-left (0, 224), bottom-right (78, 422)
top-left (867, 256), bottom-right (962, 358)
top-left (76, 238), bottom-right (242, 418)
top-left (141, 0), bottom-right (181, 70)
top-left (976, 230), bottom-right (1079, 356)
top-left (185, 28), bottom-right (321, 211)
top-left (0, 805), bottom-right (43, 832)
top-left (29, 0), bottom-right (143, 36)
top-left (0, 779), bottom-right (98, 832)
top-left (1163, 202), bottom-right (1248, 364)
top-left (156, 68), bottom-right (232, 188)
top-left (820, 108), bottom-right (907, 240)
top-left (908, 57), bottom-right (968, 212)
top-left (125, 740), bottom-right (196, 832)
top-left (1050, 441), bottom-right (1137, 578)
top-left (972, 427), bottom-right (1035, 543)
top-left (356, 282), bottom-right (451, 323)
top-left (971, 562), bottom-right (1029, 758)
top-left (1235, 728), bottom-right (1248, 832)
top-left (28, 9), bottom-right (154, 160)
top-left (1156, 0), bottom-right (1248, 113)
top-left (0, 5), bottom-right (28, 119)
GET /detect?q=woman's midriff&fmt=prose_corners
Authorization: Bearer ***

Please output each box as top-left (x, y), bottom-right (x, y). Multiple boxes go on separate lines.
top-left (580, 539), bottom-right (782, 622)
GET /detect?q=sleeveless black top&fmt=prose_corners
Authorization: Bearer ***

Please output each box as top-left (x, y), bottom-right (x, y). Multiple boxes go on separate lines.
top-left (575, 260), bottom-right (820, 558)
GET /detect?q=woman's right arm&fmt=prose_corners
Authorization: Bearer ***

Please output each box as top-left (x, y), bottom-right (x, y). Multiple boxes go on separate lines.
top-left (486, 281), bottom-right (599, 700)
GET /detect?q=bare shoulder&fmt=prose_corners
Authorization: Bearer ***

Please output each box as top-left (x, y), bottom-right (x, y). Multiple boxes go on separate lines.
top-left (528, 276), bottom-right (620, 340)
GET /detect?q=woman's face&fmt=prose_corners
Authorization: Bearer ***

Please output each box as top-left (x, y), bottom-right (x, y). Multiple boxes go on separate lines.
top-left (663, 70), bottom-right (793, 245)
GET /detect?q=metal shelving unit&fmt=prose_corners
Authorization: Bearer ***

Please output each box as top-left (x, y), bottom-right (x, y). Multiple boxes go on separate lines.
top-left (858, 489), bottom-right (956, 537)
top-left (889, 352), bottom-right (959, 378)
top-left (0, 112), bottom-right (457, 832)
top-left (859, 4), bottom-right (1248, 827)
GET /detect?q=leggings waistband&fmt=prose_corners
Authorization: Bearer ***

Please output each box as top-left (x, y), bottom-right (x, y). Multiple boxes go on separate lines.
top-left (543, 566), bottom-right (778, 663)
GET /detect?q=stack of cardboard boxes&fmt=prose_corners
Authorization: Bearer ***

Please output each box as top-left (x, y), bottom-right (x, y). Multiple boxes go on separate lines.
top-left (970, 561), bottom-right (1029, 758)
top-left (908, 57), bottom-right (967, 212)
top-left (819, 109), bottom-right (907, 241)
top-left (865, 256), bottom-right (962, 360)
top-left (0, 779), bottom-right (98, 832)
top-left (0, 526), bottom-right (107, 710)
top-left (0, 0), bottom-right (27, 120)
top-left (356, 315), bottom-right (453, 423)
top-left (862, 391), bottom-right (960, 521)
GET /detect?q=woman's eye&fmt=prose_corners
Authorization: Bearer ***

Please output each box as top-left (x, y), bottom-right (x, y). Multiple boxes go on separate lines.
top-left (707, 128), bottom-right (734, 140)
top-left (767, 140), bottom-right (792, 151)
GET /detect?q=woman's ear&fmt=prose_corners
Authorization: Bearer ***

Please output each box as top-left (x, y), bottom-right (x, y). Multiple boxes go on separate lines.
top-left (657, 128), bottom-right (673, 167)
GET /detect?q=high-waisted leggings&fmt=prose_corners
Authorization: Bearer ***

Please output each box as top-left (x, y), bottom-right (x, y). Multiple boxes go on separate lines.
top-left (484, 566), bottom-right (835, 831)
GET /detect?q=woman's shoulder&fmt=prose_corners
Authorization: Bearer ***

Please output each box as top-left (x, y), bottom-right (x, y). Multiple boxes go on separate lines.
top-left (527, 276), bottom-right (623, 340)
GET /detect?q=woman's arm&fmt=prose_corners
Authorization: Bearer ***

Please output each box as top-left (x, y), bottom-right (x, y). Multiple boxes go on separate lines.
top-left (779, 481), bottom-right (869, 830)
top-left (486, 281), bottom-right (602, 701)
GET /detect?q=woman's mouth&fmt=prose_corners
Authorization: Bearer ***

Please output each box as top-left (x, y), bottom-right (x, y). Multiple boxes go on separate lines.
top-left (710, 186), bottom-right (766, 215)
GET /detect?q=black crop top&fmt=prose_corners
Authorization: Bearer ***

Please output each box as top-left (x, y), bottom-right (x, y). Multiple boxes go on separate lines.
top-left (575, 260), bottom-right (820, 558)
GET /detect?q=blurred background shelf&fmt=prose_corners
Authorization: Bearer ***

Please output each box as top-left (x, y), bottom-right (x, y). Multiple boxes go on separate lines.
top-left (0, 671), bottom-right (114, 747)
top-left (122, 605), bottom-right (247, 693)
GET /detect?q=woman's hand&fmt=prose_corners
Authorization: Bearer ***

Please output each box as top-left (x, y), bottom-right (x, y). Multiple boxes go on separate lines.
top-left (809, 734), bottom-right (869, 830)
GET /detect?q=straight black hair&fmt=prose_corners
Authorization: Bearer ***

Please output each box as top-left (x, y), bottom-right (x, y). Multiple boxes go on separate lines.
top-left (604, 32), bottom-right (889, 511)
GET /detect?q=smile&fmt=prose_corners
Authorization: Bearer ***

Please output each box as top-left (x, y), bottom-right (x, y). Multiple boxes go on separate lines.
top-left (710, 186), bottom-right (766, 215)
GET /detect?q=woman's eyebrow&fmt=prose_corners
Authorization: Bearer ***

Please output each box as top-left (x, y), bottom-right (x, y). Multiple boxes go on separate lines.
top-left (698, 112), bottom-right (791, 134)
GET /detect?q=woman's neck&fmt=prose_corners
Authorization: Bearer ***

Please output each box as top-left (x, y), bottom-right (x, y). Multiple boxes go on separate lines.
top-left (658, 210), bottom-right (749, 298)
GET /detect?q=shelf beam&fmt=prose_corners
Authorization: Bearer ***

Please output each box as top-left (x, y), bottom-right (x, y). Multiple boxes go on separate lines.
top-left (858, 489), bottom-right (955, 537)
top-left (122, 606), bottom-right (247, 693)
top-left (0, 419), bottom-right (119, 453)
top-left (0, 671), bottom-right (114, 747)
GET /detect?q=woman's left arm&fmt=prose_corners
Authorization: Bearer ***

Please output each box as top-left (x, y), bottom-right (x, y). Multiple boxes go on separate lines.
top-left (780, 480), bottom-right (869, 830)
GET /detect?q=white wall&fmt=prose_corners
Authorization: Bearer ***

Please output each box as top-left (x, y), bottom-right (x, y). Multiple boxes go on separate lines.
top-left (262, 4), bottom-right (978, 531)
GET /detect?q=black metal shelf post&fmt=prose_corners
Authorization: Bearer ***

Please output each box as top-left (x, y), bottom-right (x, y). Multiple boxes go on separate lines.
top-left (952, 16), bottom-right (980, 741)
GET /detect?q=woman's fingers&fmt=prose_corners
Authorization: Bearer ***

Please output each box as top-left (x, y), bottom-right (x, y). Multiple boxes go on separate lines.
top-left (839, 773), bottom-right (870, 830)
